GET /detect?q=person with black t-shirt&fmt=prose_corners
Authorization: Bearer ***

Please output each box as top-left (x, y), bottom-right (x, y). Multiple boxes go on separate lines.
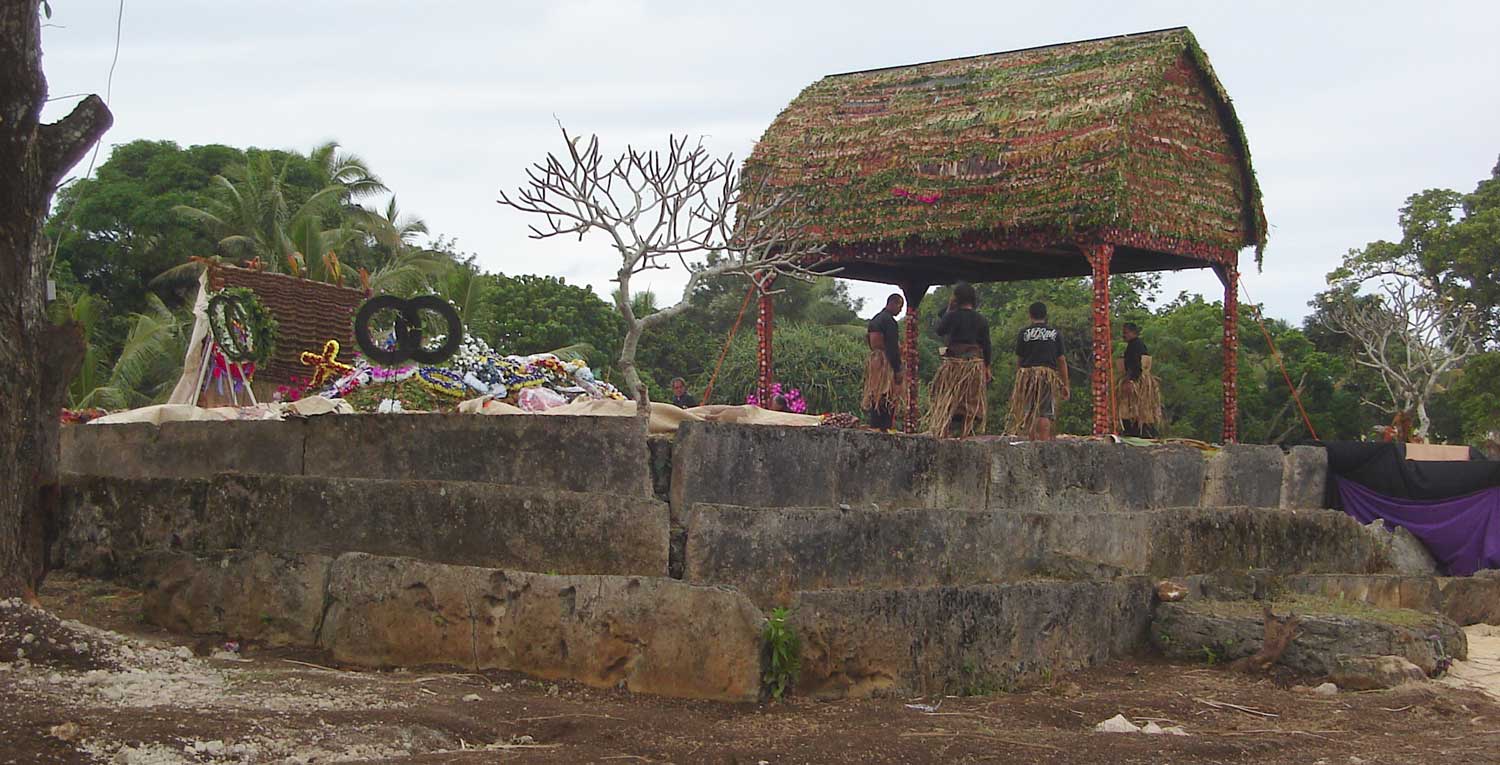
top-left (925, 282), bottom-right (992, 438)
top-left (1004, 301), bottom-right (1069, 440)
top-left (1116, 322), bottom-right (1162, 438)
top-left (862, 294), bottom-right (905, 430)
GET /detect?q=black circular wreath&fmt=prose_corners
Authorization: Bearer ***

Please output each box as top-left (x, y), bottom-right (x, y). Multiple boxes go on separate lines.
top-left (353, 294), bottom-right (463, 366)
top-left (207, 287), bottom-right (277, 364)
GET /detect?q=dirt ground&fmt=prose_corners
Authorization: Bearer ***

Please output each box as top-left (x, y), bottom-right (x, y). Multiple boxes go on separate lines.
top-left (3, 574), bottom-right (1500, 764)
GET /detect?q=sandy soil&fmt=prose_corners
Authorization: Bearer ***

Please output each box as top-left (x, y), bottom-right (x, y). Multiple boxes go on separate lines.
top-left (3, 573), bottom-right (1499, 764)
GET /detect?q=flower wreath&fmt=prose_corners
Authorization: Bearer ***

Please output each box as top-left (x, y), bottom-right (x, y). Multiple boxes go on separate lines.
top-left (207, 287), bottom-right (277, 365)
top-left (417, 366), bottom-right (469, 398)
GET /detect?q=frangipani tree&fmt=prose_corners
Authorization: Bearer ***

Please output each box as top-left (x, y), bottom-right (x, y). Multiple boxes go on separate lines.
top-left (498, 126), bottom-right (827, 398)
top-left (1323, 278), bottom-right (1477, 440)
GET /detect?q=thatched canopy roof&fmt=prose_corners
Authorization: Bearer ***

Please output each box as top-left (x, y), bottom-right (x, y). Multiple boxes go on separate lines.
top-left (743, 27), bottom-right (1266, 285)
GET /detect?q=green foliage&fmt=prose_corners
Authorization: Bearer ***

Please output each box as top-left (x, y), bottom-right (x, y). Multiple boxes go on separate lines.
top-left (709, 322), bottom-right (868, 413)
top-left (1432, 352), bottom-right (1500, 446)
top-left (476, 273), bottom-right (622, 370)
top-left (761, 607), bottom-right (801, 701)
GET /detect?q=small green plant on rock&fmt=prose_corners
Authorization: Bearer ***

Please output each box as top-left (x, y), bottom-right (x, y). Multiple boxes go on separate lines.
top-left (762, 607), bottom-right (801, 701)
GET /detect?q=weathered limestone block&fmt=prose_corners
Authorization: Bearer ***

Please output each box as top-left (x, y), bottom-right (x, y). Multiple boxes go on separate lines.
top-left (788, 579), bottom-right (1154, 698)
top-left (670, 423), bottom-right (989, 519)
top-left (1435, 573), bottom-right (1500, 625)
top-left (986, 441), bottom-right (1206, 512)
top-left (684, 506), bottom-right (1150, 606)
top-left (56, 475), bottom-right (211, 578)
top-left (1152, 601), bottom-right (1466, 675)
top-left (61, 421), bottom-right (306, 479)
top-left (1358, 520), bottom-right (1439, 575)
top-left (671, 423), bottom-right (842, 515)
top-left (1150, 508), bottom-right (1391, 577)
top-left (1331, 655), bottom-right (1426, 690)
top-left (321, 553), bottom-right (764, 702)
top-left (471, 569), bottom-right (764, 702)
top-left (1202, 444), bottom-right (1284, 508)
top-left (210, 473), bottom-right (669, 576)
top-left (302, 414), bottom-right (651, 496)
top-left (832, 430), bottom-right (989, 512)
top-left (320, 552), bottom-right (483, 669)
top-left (1279, 445), bottom-right (1328, 510)
top-left (141, 550), bottom-right (332, 647)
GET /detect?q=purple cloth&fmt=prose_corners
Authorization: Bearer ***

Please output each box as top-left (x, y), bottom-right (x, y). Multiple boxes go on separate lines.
top-left (1336, 477), bottom-right (1500, 576)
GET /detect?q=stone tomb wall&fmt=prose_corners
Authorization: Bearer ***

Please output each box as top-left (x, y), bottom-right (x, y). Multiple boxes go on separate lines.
top-left (64, 417), bottom-right (1462, 703)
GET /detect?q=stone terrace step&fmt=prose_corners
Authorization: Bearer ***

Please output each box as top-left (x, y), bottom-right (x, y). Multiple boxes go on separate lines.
top-left (60, 473), bottom-right (669, 578)
top-left (1282, 573), bottom-right (1500, 626)
top-left (684, 504), bottom-right (1392, 607)
top-left (789, 579), bottom-right (1154, 698)
top-left (62, 414), bottom-right (653, 497)
top-left (1152, 599), bottom-right (1466, 677)
top-left (142, 550), bottom-right (763, 702)
top-left (670, 422), bottom-right (1327, 516)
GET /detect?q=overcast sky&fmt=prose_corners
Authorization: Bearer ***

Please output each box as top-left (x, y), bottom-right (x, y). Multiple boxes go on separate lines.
top-left (38, 1), bottom-right (1500, 323)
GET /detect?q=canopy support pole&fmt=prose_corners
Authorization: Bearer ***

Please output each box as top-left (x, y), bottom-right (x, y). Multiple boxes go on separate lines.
top-left (1213, 259), bottom-right (1240, 443)
top-left (1084, 243), bottom-right (1115, 436)
top-left (899, 282), bottom-right (928, 432)
top-left (754, 272), bottom-right (777, 405)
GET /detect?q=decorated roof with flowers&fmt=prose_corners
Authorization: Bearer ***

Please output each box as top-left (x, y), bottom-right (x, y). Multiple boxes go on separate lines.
top-left (742, 27), bottom-right (1267, 283)
top-left (207, 264), bottom-right (367, 385)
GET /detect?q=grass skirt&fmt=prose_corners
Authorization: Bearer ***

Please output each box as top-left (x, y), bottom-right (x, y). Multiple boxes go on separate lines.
top-left (1116, 357), bottom-right (1163, 427)
top-left (861, 350), bottom-right (902, 411)
top-left (925, 356), bottom-right (987, 438)
top-left (1004, 365), bottom-right (1064, 436)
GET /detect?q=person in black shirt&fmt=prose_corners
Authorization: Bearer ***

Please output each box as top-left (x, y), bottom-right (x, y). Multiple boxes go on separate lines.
top-left (1116, 322), bottom-right (1162, 438)
top-left (925, 283), bottom-right (992, 438)
top-left (1004, 301), bottom-right (1070, 440)
top-left (862, 294), bottom-right (905, 430)
top-left (670, 377), bottom-right (696, 409)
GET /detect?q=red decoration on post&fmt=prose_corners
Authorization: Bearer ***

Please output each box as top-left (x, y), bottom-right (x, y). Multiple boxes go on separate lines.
top-left (754, 272), bottom-right (777, 405)
top-left (1084, 243), bottom-right (1115, 436)
top-left (1220, 262), bottom-right (1240, 443)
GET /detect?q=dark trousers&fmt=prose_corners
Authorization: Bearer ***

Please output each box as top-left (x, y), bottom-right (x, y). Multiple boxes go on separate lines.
top-left (868, 403), bottom-right (896, 430)
top-left (1122, 419), bottom-right (1159, 439)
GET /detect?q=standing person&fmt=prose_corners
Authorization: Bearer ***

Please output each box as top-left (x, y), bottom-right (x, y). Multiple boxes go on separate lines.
top-left (1116, 322), bottom-right (1162, 438)
top-left (925, 283), bottom-right (992, 438)
top-left (1005, 302), bottom-right (1069, 440)
top-left (862, 294), bottom-right (905, 430)
top-left (670, 377), bottom-right (696, 409)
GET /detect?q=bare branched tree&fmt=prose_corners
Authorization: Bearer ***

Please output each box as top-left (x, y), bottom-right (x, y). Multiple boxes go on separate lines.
top-left (497, 125), bottom-right (827, 398)
top-left (1324, 279), bottom-right (1477, 439)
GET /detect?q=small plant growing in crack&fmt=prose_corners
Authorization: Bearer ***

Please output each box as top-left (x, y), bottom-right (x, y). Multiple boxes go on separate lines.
top-left (762, 607), bottom-right (801, 701)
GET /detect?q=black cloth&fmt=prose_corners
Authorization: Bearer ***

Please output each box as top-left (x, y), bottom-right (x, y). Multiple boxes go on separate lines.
top-left (1124, 337), bottom-right (1148, 381)
top-left (1320, 441), bottom-right (1499, 509)
top-left (868, 401), bottom-right (896, 430)
top-left (866, 309), bottom-right (902, 372)
top-left (672, 392), bottom-right (696, 409)
top-left (1015, 323), bottom-right (1065, 369)
top-left (935, 307), bottom-right (992, 365)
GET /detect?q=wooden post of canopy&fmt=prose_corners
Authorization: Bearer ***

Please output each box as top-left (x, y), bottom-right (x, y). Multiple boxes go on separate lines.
top-left (899, 282), bottom-right (928, 432)
top-left (1214, 258), bottom-right (1240, 443)
top-left (754, 271), bottom-right (777, 406)
top-left (1084, 243), bottom-right (1115, 435)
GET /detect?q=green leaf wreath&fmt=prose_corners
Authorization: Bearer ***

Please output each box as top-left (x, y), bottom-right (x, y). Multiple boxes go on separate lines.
top-left (207, 287), bottom-right (278, 365)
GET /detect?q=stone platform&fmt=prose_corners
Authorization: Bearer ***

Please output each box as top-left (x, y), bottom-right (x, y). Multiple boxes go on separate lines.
top-left (57, 416), bottom-right (1485, 701)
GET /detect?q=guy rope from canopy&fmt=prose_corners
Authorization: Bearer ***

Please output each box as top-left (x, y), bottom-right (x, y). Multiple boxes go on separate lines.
top-left (739, 26), bottom-right (1268, 440)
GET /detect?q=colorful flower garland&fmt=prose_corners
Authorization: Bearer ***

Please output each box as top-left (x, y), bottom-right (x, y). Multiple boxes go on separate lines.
top-left (207, 287), bottom-right (277, 365)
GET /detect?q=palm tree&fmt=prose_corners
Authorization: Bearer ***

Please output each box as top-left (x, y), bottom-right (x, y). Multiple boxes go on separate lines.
top-left (67, 294), bottom-right (187, 410)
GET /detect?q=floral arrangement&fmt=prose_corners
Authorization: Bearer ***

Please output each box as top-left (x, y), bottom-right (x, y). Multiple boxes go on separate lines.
top-left (274, 376), bottom-right (307, 403)
top-left (207, 287), bottom-right (277, 366)
top-left (746, 382), bottom-right (808, 414)
top-left (316, 320), bottom-right (625, 413)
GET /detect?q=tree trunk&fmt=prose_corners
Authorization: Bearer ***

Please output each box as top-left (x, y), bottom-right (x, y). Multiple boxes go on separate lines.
top-left (0, 1), bottom-right (112, 600)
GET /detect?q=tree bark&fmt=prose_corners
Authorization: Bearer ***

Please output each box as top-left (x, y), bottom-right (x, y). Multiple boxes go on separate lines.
top-left (0, 1), bottom-right (112, 600)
